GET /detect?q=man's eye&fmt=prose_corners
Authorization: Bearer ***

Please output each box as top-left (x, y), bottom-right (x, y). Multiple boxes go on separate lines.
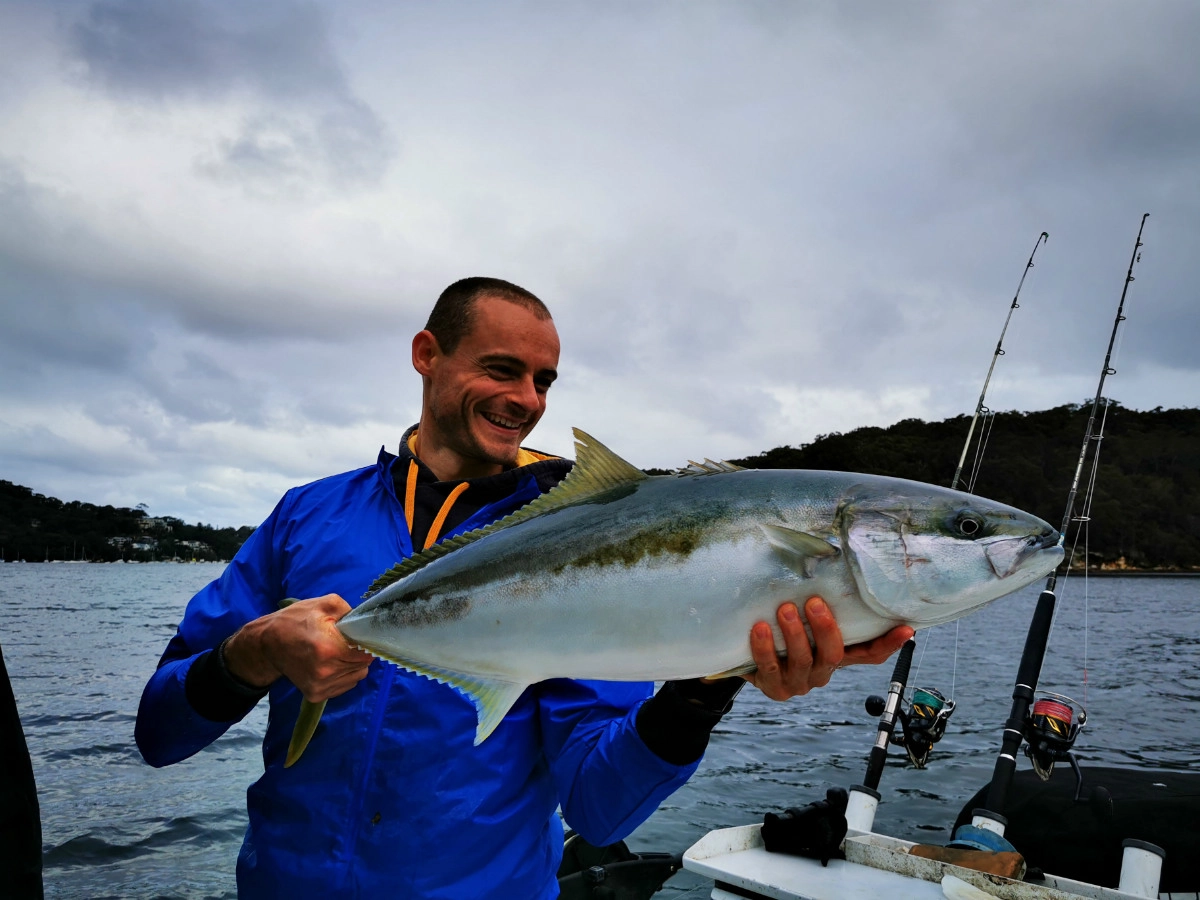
top-left (488, 365), bottom-right (516, 378)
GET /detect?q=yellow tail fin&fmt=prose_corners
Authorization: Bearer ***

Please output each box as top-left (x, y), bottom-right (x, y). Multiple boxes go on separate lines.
top-left (285, 698), bottom-right (327, 768)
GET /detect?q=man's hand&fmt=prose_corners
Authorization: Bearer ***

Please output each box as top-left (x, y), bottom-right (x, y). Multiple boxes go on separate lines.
top-left (222, 595), bottom-right (374, 703)
top-left (744, 597), bottom-right (914, 701)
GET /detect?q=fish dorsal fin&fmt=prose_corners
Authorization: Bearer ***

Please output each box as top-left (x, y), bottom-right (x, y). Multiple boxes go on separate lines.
top-left (364, 427), bottom-right (648, 597)
top-left (676, 458), bottom-right (745, 477)
top-left (554, 427), bottom-right (650, 498)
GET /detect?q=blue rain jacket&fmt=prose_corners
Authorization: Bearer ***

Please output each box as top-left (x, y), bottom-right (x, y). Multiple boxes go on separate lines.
top-left (136, 448), bottom-right (698, 899)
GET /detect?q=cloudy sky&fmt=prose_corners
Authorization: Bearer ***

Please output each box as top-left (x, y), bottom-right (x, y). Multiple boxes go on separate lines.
top-left (1, 1), bottom-right (1196, 528)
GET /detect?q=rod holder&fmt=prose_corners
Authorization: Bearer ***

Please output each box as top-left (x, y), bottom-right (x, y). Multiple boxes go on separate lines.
top-left (970, 810), bottom-right (1007, 837)
top-left (844, 785), bottom-right (880, 834)
top-left (1117, 839), bottom-right (1165, 898)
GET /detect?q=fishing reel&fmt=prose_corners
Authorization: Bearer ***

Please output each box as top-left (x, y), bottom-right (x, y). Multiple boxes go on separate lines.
top-left (1023, 692), bottom-right (1087, 782)
top-left (865, 686), bottom-right (956, 769)
top-left (894, 687), bottom-right (956, 769)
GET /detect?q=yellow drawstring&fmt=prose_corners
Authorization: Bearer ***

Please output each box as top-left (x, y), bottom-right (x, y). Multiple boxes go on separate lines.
top-left (424, 482), bottom-right (470, 550)
top-left (404, 458), bottom-right (469, 550)
top-left (403, 460), bottom-right (418, 534)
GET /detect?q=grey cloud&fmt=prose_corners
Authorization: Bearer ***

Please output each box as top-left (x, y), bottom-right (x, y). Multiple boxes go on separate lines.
top-left (559, 229), bottom-right (758, 378)
top-left (916, 9), bottom-right (1200, 188)
top-left (70, 0), bottom-right (395, 187)
top-left (71, 0), bottom-right (346, 101)
top-left (201, 99), bottom-right (391, 190)
top-left (0, 157), bottom-right (409, 346)
top-left (125, 353), bottom-right (266, 431)
top-left (0, 420), bottom-right (151, 479)
top-left (0, 255), bottom-right (139, 382)
top-left (1116, 221), bottom-right (1200, 371)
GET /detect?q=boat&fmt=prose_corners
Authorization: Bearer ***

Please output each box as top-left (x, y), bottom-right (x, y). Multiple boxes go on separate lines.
top-left (675, 757), bottom-right (1200, 899)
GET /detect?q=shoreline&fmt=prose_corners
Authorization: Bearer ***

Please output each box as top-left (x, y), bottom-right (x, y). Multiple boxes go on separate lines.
top-left (1060, 568), bottom-right (1200, 578)
top-left (3, 559), bottom-right (1197, 577)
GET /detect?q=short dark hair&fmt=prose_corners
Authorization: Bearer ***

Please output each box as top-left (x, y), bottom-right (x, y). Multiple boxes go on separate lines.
top-left (424, 277), bottom-right (551, 354)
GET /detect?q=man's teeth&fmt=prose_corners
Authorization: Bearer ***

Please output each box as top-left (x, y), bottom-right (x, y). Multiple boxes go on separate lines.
top-left (484, 413), bottom-right (521, 429)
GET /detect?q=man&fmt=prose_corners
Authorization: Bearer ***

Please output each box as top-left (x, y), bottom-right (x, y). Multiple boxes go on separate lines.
top-left (136, 277), bottom-right (911, 899)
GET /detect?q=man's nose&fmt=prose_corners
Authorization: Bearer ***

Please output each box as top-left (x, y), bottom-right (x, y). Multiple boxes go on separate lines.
top-left (508, 375), bottom-right (541, 411)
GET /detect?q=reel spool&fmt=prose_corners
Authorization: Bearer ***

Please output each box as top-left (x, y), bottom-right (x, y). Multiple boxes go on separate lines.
top-left (894, 687), bottom-right (956, 769)
top-left (1023, 691), bottom-right (1087, 781)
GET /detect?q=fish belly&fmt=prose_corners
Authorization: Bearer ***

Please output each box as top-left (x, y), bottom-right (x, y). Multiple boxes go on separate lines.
top-left (340, 540), bottom-right (896, 685)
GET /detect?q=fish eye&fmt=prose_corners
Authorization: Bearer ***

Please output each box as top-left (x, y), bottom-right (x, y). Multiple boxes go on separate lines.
top-left (954, 512), bottom-right (986, 538)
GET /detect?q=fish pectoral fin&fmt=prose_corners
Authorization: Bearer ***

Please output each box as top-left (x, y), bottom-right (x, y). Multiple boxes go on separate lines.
top-left (760, 524), bottom-right (839, 576)
top-left (285, 698), bottom-right (327, 768)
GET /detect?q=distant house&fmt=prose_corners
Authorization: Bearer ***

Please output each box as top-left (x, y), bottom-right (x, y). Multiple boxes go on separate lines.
top-left (132, 539), bottom-right (157, 552)
top-left (138, 518), bottom-right (174, 533)
top-left (178, 540), bottom-right (212, 556)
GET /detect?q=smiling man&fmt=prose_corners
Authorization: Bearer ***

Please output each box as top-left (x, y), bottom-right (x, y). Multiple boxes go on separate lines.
top-left (135, 277), bottom-right (910, 899)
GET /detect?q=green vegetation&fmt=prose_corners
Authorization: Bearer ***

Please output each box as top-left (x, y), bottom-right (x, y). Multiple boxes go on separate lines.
top-left (0, 482), bottom-right (255, 563)
top-left (728, 402), bottom-right (1200, 571)
top-left (3, 403), bottom-right (1197, 569)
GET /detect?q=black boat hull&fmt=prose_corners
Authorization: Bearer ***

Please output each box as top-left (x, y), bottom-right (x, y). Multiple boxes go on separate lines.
top-left (956, 766), bottom-right (1200, 892)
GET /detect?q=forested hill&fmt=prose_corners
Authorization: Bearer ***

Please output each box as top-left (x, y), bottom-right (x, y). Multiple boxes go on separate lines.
top-left (728, 403), bottom-right (1199, 571)
top-left (0, 482), bottom-right (255, 563)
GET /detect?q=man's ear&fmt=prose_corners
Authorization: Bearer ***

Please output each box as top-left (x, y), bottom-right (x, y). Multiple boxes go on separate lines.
top-left (412, 330), bottom-right (440, 377)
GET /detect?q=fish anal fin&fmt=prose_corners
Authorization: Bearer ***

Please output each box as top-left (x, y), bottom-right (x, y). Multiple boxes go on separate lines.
top-left (362, 648), bottom-right (528, 746)
top-left (761, 524), bottom-right (839, 577)
top-left (467, 678), bottom-right (529, 745)
top-left (706, 661), bottom-right (759, 680)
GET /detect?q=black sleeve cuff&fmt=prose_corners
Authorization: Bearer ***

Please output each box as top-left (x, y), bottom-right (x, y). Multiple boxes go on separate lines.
top-left (635, 678), bottom-right (746, 766)
top-left (184, 640), bottom-right (271, 723)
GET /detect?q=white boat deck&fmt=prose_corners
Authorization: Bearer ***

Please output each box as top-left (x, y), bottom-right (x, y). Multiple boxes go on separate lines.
top-left (685, 824), bottom-right (943, 899)
top-left (682, 824), bottom-right (1195, 900)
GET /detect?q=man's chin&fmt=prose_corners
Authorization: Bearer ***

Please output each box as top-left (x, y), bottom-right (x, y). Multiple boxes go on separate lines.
top-left (475, 423), bottom-right (526, 465)
top-left (474, 437), bottom-right (522, 469)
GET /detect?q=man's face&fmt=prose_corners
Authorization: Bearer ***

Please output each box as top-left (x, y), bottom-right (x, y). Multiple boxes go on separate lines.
top-left (416, 295), bottom-right (560, 478)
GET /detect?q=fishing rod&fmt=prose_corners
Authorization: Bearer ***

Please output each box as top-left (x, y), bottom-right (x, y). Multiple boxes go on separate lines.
top-left (965, 213), bottom-right (1149, 841)
top-left (844, 639), bottom-right (914, 831)
top-left (850, 234), bottom-right (1054, 777)
top-left (844, 235), bottom-right (1056, 827)
top-left (951, 231), bottom-right (1049, 492)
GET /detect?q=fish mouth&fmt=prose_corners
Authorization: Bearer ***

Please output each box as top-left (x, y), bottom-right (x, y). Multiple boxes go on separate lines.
top-left (985, 526), bottom-right (1062, 579)
top-left (1030, 525), bottom-right (1061, 551)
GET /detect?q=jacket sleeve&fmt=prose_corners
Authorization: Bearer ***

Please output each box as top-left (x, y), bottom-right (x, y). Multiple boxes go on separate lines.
top-left (135, 500), bottom-right (286, 768)
top-left (538, 679), bottom-right (699, 846)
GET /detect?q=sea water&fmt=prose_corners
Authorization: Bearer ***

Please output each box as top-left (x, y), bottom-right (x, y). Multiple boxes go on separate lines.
top-left (2, 563), bottom-right (1197, 899)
